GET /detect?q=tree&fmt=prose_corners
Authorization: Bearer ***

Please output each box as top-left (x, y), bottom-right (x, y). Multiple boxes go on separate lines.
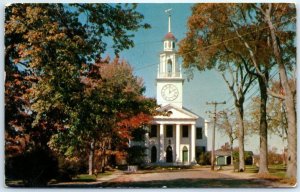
top-left (48, 59), bottom-right (156, 175)
top-left (178, 3), bottom-right (295, 174)
top-left (178, 4), bottom-right (257, 172)
top-left (5, 3), bottom-right (151, 183)
top-left (254, 3), bottom-right (296, 178)
top-left (217, 111), bottom-right (238, 165)
top-left (248, 93), bottom-right (288, 139)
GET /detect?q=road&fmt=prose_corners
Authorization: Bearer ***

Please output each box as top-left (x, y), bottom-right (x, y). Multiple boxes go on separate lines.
top-left (51, 166), bottom-right (292, 188)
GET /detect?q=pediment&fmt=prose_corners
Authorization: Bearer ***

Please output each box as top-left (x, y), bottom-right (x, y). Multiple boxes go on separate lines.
top-left (154, 104), bottom-right (199, 120)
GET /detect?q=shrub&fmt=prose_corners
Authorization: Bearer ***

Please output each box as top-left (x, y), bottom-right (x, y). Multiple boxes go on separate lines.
top-left (5, 147), bottom-right (58, 187)
top-left (198, 152), bottom-right (211, 165)
top-left (127, 146), bottom-right (146, 166)
top-left (56, 156), bottom-right (87, 182)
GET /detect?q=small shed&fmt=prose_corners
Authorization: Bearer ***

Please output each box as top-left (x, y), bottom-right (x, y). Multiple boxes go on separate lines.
top-left (215, 150), bottom-right (232, 166)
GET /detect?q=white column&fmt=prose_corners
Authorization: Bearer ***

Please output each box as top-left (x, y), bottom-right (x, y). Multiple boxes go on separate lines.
top-left (176, 124), bottom-right (180, 162)
top-left (159, 124), bottom-right (165, 162)
top-left (190, 124), bottom-right (196, 163)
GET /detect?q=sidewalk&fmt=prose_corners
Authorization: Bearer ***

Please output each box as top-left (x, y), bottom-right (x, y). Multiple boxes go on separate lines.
top-left (96, 170), bottom-right (124, 182)
top-left (49, 170), bottom-right (124, 187)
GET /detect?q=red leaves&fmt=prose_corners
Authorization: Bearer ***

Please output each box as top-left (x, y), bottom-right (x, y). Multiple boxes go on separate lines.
top-left (115, 112), bottom-right (152, 139)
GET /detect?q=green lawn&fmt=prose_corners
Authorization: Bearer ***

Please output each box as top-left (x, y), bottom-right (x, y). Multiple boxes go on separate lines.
top-left (72, 172), bottom-right (112, 182)
top-left (244, 164), bottom-right (294, 185)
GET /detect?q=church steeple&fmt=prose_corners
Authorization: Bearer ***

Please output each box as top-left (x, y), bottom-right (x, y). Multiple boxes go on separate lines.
top-left (156, 9), bottom-right (183, 108)
top-left (167, 9), bottom-right (171, 33)
top-left (163, 9), bottom-right (176, 52)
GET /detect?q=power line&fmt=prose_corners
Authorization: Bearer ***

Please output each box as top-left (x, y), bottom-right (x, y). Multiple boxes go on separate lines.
top-left (103, 16), bottom-right (295, 73)
top-left (178, 17), bottom-right (296, 57)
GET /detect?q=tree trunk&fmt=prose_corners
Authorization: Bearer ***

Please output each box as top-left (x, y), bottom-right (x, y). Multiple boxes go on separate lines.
top-left (264, 4), bottom-right (297, 178)
top-left (235, 106), bottom-right (245, 172)
top-left (258, 76), bottom-right (269, 174)
top-left (230, 138), bottom-right (234, 165)
top-left (88, 140), bottom-right (95, 175)
top-left (284, 83), bottom-right (297, 178)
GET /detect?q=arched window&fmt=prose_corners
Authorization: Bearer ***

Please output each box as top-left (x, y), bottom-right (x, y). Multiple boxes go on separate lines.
top-left (167, 59), bottom-right (172, 77)
top-left (182, 146), bottom-right (188, 162)
top-left (151, 146), bottom-right (157, 163)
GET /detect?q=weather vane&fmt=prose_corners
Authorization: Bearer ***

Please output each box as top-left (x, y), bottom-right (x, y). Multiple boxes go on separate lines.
top-left (164, 8), bottom-right (172, 16)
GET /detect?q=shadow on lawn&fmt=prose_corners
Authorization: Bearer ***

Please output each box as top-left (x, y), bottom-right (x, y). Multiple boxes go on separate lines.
top-left (49, 178), bottom-right (273, 188)
top-left (99, 178), bottom-right (272, 188)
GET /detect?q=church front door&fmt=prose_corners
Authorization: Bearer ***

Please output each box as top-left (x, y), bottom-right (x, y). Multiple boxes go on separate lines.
top-left (166, 146), bottom-right (173, 163)
top-left (182, 146), bottom-right (188, 162)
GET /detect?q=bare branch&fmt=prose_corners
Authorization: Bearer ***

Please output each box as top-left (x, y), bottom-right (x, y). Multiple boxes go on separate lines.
top-left (267, 89), bottom-right (285, 100)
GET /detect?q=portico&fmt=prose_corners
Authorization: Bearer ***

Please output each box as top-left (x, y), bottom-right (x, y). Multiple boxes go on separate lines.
top-left (146, 104), bottom-right (199, 165)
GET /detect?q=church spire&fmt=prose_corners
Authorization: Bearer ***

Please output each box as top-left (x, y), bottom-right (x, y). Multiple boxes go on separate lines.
top-left (165, 8), bottom-right (172, 32)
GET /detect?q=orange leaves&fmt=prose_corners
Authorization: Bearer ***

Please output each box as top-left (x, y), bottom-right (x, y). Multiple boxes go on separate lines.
top-left (115, 112), bottom-right (152, 140)
top-left (117, 112), bottom-right (152, 129)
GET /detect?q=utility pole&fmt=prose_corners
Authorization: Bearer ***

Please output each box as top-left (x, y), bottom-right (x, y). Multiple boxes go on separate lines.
top-left (206, 101), bottom-right (226, 171)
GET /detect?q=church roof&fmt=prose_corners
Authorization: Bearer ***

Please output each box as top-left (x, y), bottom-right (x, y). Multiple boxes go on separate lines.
top-left (154, 104), bottom-right (199, 120)
top-left (164, 32), bottom-right (176, 41)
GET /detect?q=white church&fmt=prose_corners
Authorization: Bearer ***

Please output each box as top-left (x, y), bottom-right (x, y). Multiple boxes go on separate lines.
top-left (143, 12), bottom-right (208, 165)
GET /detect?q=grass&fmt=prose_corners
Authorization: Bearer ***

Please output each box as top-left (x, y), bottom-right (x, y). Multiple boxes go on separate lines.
top-left (245, 164), bottom-right (287, 176)
top-left (72, 171), bottom-right (112, 182)
top-left (72, 174), bottom-right (97, 182)
top-left (245, 164), bottom-right (296, 186)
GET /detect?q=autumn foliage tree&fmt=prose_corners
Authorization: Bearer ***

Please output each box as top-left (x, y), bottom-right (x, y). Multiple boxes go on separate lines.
top-left (178, 3), bottom-right (295, 176)
top-left (5, 3), bottom-right (152, 185)
top-left (254, 3), bottom-right (296, 178)
top-left (49, 59), bottom-right (156, 175)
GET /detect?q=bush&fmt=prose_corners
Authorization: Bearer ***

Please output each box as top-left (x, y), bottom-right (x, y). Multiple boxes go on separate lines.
top-left (56, 156), bottom-right (87, 182)
top-left (268, 149), bottom-right (284, 165)
top-left (127, 146), bottom-right (146, 166)
top-left (198, 152), bottom-right (211, 165)
top-left (232, 150), bottom-right (253, 165)
top-left (5, 148), bottom-right (58, 187)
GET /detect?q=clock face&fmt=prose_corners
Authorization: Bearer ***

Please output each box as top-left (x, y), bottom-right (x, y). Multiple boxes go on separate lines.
top-left (161, 84), bottom-right (179, 101)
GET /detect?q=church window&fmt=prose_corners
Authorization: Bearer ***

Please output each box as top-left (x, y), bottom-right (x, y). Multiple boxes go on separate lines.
top-left (196, 127), bottom-right (203, 139)
top-left (172, 42), bottom-right (175, 48)
top-left (167, 59), bottom-right (172, 77)
top-left (150, 125), bottom-right (157, 138)
top-left (166, 125), bottom-right (173, 138)
top-left (168, 41), bottom-right (171, 48)
top-left (182, 125), bottom-right (189, 137)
